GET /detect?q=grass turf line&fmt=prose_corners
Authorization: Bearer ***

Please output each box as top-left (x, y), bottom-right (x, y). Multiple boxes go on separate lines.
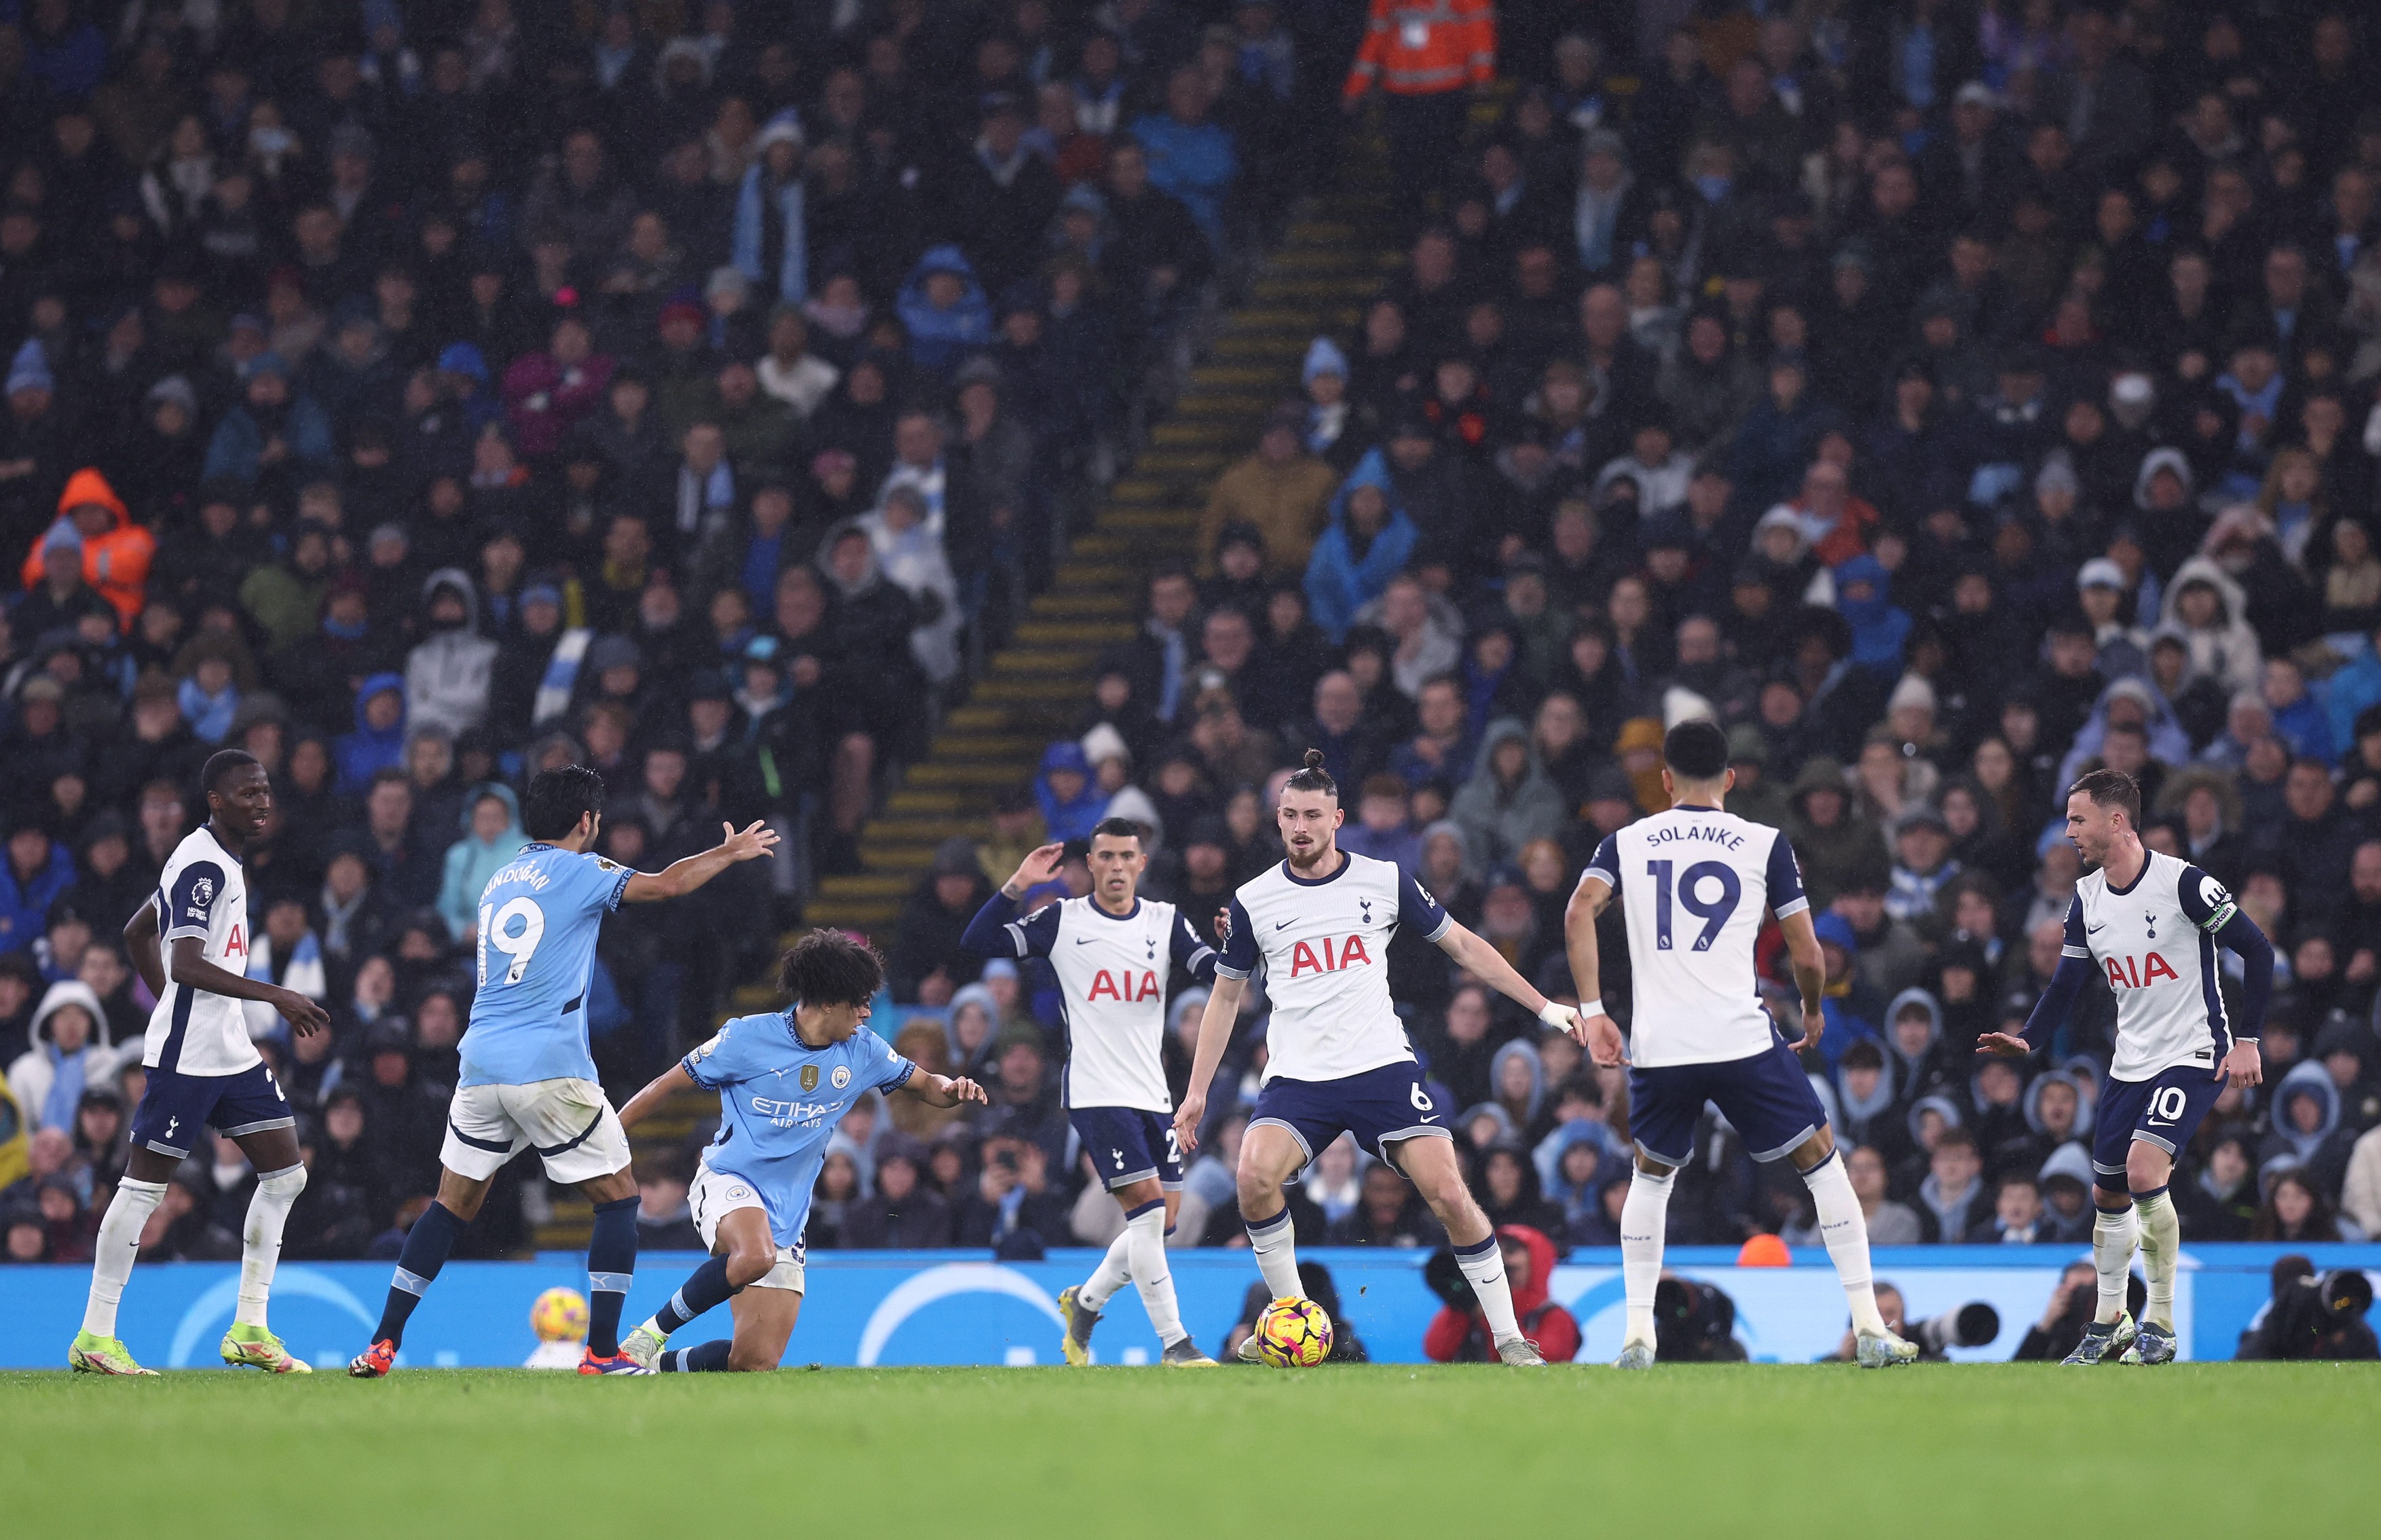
top-left (1, 1363), bottom-right (2373, 1539)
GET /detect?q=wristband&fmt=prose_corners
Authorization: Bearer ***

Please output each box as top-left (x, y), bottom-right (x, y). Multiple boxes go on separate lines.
top-left (1574, 999), bottom-right (1604, 1020)
top-left (1543, 1001), bottom-right (1583, 1029)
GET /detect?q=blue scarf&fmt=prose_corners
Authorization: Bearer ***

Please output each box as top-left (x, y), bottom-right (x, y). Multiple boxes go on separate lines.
top-left (733, 168), bottom-right (807, 304)
top-left (42, 1041), bottom-right (89, 1133)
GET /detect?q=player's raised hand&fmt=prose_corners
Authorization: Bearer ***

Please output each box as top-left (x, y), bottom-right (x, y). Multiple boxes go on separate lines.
top-left (276, 987), bottom-right (332, 1038)
top-left (1579, 1011), bottom-right (1629, 1068)
top-left (945, 1075), bottom-right (989, 1106)
top-left (719, 820), bottom-right (781, 862)
top-left (1004, 842), bottom-right (1065, 897)
top-left (1974, 1031), bottom-right (2031, 1057)
top-left (2219, 1040), bottom-right (2264, 1089)
top-left (1173, 1088), bottom-right (1206, 1154)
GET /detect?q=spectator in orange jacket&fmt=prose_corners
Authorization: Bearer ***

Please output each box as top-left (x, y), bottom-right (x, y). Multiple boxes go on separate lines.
top-left (1344, 0), bottom-right (1497, 227)
top-left (20, 468), bottom-right (153, 630)
top-left (1423, 1222), bottom-right (1579, 1362)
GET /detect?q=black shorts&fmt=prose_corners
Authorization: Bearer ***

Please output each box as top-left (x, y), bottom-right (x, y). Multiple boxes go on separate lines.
top-left (1069, 1106), bottom-right (1184, 1191)
top-left (129, 1062), bottom-right (294, 1158)
top-left (1250, 1060), bottom-right (1452, 1176)
top-left (1627, 1034), bottom-right (1827, 1167)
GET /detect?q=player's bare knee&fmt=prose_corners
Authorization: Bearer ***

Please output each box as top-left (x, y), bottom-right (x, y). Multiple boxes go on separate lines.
top-left (724, 1248), bottom-right (776, 1288)
top-left (2125, 1143), bottom-right (2171, 1192)
top-left (1788, 1128), bottom-right (1834, 1171)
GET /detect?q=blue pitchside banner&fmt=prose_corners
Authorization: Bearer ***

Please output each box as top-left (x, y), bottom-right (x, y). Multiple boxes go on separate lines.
top-left (3, 1245), bottom-right (2374, 1369)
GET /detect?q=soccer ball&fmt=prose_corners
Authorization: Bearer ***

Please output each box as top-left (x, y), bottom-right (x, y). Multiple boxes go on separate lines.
top-left (1253, 1296), bottom-right (1333, 1367)
top-left (531, 1286), bottom-right (589, 1343)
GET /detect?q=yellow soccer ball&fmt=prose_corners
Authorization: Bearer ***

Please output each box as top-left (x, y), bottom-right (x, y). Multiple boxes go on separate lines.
top-left (1254, 1296), bottom-right (1333, 1368)
top-left (531, 1286), bottom-right (590, 1343)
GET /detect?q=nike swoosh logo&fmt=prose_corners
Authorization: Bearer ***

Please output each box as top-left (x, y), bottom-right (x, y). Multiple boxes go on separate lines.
top-left (1075, 938), bottom-right (1096, 945)
top-left (2086, 922), bottom-right (2107, 933)
top-left (1275, 920), bottom-right (1292, 929)
top-left (1418, 1114), bottom-right (1440, 1124)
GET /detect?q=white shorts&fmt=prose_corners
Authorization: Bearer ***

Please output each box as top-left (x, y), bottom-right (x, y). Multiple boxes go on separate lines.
top-left (690, 1161), bottom-right (805, 1292)
top-left (441, 1078), bottom-right (630, 1186)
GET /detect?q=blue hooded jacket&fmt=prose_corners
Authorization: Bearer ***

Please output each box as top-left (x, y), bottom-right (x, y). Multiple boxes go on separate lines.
top-left (1304, 449), bottom-right (1419, 640)
top-left (896, 246), bottom-right (994, 373)
top-left (1832, 553), bottom-right (1911, 675)
top-left (335, 673), bottom-right (409, 797)
top-left (1035, 740), bottom-right (1109, 842)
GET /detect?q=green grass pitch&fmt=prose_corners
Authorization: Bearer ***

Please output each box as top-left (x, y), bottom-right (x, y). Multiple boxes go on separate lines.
top-left (2, 1363), bottom-right (2374, 1539)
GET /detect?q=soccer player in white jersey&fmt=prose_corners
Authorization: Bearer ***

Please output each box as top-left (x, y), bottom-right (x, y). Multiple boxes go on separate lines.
top-left (1174, 751), bottom-right (1570, 1366)
top-left (1564, 720), bottom-right (1919, 1370)
top-left (960, 818), bottom-right (1222, 1366)
top-left (69, 750), bottom-right (334, 1374)
top-left (1979, 768), bottom-right (2271, 1365)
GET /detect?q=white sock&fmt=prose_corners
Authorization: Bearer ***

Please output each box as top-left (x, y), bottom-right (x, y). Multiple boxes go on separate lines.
top-left (1802, 1152), bottom-right (1888, 1337)
top-left (2092, 1203), bottom-right (2139, 1325)
top-left (1078, 1226), bottom-right (1134, 1314)
top-left (1243, 1204), bottom-right (1302, 1300)
top-left (83, 1178), bottom-right (167, 1338)
top-left (1121, 1201), bottom-right (1185, 1346)
top-left (1620, 1165), bottom-right (1676, 1347)
top-left (2135, 1188), bottom-right (2179, 1331)
top-left (1452, 1232), bottom-right (1524, 1345)
top-left (236, 1165), bottom-right (307, 1328)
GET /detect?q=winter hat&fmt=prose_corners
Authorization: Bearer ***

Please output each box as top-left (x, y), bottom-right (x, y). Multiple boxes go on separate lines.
top-left (1302, 335), bottom-right (1348, 384)
top-left (1080, 721), bottom-right (1130, 766)
top-left (2076, 556), bottom-right (2126, 591)
top-left (146, 375), bottom-right (198, 415)
top-left (6, 339), bottom-right (54, 396)
top-left (754, 110), bottom-right (804, 155)
top-left (586, 635), bottom-right (642, 674)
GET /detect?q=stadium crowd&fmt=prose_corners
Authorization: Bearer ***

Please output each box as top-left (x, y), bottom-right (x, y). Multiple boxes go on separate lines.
top-left (7, 1), bottom-right (2381, 1286)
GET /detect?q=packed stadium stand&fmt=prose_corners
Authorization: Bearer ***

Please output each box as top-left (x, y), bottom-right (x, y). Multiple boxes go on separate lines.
top-left (3, 0), bottom-right (2380, 1284)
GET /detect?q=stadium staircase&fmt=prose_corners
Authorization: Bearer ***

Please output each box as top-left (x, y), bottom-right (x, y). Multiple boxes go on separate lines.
top-left (530, 147), bottom-right (1401, 1252)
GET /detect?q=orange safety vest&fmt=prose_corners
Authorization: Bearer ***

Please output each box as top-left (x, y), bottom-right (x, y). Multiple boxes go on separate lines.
top-left (1344, 0), bottom-right (1496, 98)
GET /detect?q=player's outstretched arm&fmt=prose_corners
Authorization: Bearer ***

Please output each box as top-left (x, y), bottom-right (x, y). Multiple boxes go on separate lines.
top-left (622, 820), bottom-right (780, 903)
top-left (1777, 907), bottom-right (1828, 1055)
top-left (618, 1064), bottom-right (695, 1130)
top-left (1172, 973), bottom-right (1247, 1154)
top-left (124, 896), bottom-right (166, 999)
top-left (1435, 918), bottom-right (1575, 1035)
top-left (1561, 873), bottom-right (1625, 1066)
top-left (899, 1072), bottom-right (989, 1109)
top-left (958, 843), bottom-right (1065, 955)
top-left (1978, 953), bottom-right (2094, 1059)
top-left (167, 935), bottom-right (331, 1036)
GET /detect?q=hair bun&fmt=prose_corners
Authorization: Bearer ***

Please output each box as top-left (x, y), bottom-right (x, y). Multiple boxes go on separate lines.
top-left (1302, 748), bottom-right (1325, 771)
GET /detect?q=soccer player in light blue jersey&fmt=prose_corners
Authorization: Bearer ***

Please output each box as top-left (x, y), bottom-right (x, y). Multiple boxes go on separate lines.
top-left (615, 931), bottom-right (986, 1372)
top-left (350, 766), bottom-right (778, 1376)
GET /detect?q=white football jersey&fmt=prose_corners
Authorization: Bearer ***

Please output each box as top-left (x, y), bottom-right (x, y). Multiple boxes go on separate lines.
top-left (2064, 850), bottom-right (2242, 1083)
top-left (144, 826), bottom-right (262, 1076)
top-left (1581, 802), bottom-right (1808, 1067)
top-left (1217, 851), bottom-right (1451, 1085)
top-left (996, 895), bottom-right (1218, 1112)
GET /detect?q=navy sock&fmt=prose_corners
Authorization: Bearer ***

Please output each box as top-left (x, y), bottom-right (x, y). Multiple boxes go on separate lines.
top-left (660, 1338), bottom-right (734, 1372)
top-left (586, 1195), bottom-right (640, 1357)
top-left (656, 1255), bottom-right (740, 1336)
top-left (375, 1201), bottom-right (467, 1346)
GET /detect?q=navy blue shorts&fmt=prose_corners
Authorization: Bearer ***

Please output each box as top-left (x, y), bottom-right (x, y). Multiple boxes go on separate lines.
top-left (1250, 1059), bottom-right (1451, 1176)
top-left (1627, 1035), bottom-right (1827, 1167)
top-left (2093, 1061), bottom-right (2223, 1186)
top-left (1069, 1106), bottom-right (1184, 1191)
top-left (129, 1062), bottom-right (294, 1159)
